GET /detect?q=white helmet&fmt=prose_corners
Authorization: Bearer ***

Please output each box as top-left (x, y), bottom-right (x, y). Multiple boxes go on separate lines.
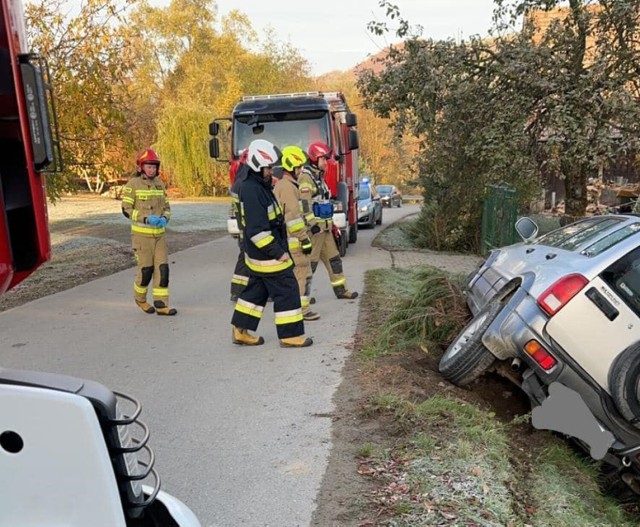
top-left (246, 139), bottom-right (279, 172)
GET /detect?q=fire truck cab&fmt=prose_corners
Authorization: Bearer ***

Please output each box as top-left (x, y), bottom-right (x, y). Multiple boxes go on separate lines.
top-left (0, 0), bottom-right (60, 295)
top-left (209, 91), bottom-right (360, 254)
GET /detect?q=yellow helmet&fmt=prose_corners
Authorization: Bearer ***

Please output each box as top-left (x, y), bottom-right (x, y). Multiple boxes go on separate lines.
top-left (281, 145), bottom-right (307, 172)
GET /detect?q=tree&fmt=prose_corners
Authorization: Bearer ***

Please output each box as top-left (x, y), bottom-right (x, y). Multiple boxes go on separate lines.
top-left (26, 0), bottom-right (140, 198)
top-left (130, 0), bottom-right (315, 195)
top-left (316, 70), bottom-right (412, 189)
top-left (359, 0), bottom-right (640, 251)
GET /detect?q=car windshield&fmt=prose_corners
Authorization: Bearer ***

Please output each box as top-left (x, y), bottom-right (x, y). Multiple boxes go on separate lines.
top-left (377, 185), bottom-right (392, 195)
top-left (358, 186), bottom-right (371, 201)
top-left (536, 217), bottom-right (625, 251)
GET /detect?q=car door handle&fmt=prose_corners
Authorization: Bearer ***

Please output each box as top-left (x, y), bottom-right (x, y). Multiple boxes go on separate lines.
top-left (585, 287), bottom-right (619, 321)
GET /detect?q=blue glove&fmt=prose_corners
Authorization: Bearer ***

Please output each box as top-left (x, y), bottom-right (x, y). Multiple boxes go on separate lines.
top-left (157, 216), bottom-right (168, 228)
top-left (146, 215), bottom-right (161, 226)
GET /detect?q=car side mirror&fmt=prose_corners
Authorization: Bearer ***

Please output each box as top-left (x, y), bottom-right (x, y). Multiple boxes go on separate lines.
top-left (515, 217), bottom-right (539, 242)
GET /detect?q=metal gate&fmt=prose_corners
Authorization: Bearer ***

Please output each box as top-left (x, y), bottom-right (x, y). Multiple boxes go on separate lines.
top-left (481, 184), bottom-right (518, 255)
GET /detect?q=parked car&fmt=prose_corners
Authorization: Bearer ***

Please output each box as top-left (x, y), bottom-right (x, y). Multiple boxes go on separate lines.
top-left (358, 180), bottom-right (383, 228)
top-left (439, 214), bottom-right (640, 495)
top-left (376, 184), bottom-right (402, 208)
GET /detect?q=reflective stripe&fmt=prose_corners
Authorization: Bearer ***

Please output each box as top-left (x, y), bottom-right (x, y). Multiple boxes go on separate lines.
top-left (274, 308), bottom-right (303, 325)
top-left (134, 283), bottom-right (147, 295)
top-left (251, 231), bottom-right (275, 248)
top-left (122, 196), bottom-right (135, 205)
top-left (237, 298), bottom-right (265, 313)
top-left (231, 274), bottom-right (249, 286)
top-left (267, 204), bottom-right (276, 220)
top-left (331, 278), bottom-right (346, 287)
top-left (132, 224), bottom-right (165, 235)
top-left (153, 287), bottom-right (169, 297)
top-left (245, 255), bottom-right (292, 273)
top-left (288, 238), bottom-right (301, 249)
top-left (235, 298), bottom-right (265, 319)
top-left (287, 218), bottom-right (305, 232)
top-left (131, 210), bottom-right (140, 222)
top-left (301, 296), bottom-right (310, 308)
top-left (135, 189), bottom-right (165, 198)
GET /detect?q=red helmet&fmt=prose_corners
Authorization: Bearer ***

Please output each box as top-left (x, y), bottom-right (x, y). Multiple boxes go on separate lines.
top-left (307, 142), bottom-right (331, 166)
top-left (136, 148), bottom-right (161, 172)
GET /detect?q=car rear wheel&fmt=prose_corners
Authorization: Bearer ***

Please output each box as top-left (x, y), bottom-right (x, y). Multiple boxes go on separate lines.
top-left (438, 300), bottom-right (500, 386)
top-left (609, 342), bottom-right (640, 427)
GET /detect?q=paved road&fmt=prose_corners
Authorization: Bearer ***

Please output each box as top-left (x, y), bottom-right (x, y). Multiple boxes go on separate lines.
top-left (0, 203), bottom-right (423, 527)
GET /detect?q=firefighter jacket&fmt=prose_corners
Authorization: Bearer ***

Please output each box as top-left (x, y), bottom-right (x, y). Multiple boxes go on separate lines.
top-left (230, 162), bottom-right (250, 240)
top-left (239, 170), bottom-right (292, 275)
top-left (121, 175), bottom-right (171, 236)
top-left (273, 173), bottom-right (312, 253)
top-left (299, 166), bottom-right (332, 233)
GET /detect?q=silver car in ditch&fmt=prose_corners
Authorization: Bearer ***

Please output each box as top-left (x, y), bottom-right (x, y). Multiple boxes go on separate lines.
top-left (439, 214), bottom-right (640, 494)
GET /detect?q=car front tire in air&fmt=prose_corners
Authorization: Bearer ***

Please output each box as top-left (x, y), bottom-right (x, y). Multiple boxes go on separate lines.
top-left (438, 300), bottom-right (501, 386)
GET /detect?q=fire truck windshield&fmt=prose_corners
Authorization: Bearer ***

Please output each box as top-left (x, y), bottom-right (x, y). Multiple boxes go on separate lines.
top-left (233, 110), bottom-right (331, 157)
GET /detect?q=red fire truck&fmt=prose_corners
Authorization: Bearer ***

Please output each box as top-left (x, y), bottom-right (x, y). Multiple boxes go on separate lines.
top-left (0, 0), bottom-right (200, 523)
top-left (209, 91), bottom-right (360, 255)
top-left (0, 0), bottom-right (61, 295)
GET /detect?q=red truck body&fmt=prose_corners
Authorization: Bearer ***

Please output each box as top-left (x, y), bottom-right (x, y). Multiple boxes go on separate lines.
top-left (0, 0), bottom-right (59, 294)
top-left (210, 91), bottom-right (360, 251)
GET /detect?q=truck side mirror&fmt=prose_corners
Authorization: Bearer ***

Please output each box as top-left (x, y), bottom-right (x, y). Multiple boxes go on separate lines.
top-left (346, 113), bottom-right (357, 127)
top-left (209, 122), bottom-right (219, 136)
top-left (348, 130), bottom-right (359, 151)
top-left (209, 138), bottom-right (219, 159)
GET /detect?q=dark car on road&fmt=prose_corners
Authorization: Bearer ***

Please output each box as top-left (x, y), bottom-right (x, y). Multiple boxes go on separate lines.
top-left (357, 180), bottom-right (382, 228)
top-left (376, 184), bottom-right (402, 208)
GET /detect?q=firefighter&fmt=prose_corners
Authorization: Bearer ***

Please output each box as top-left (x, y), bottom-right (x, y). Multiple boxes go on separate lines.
top-left (231, 139), bottom-right (313, 348)
top-left (229, 149), bottom-right (250, 301)
top-left (274, 146), bottom-right (319, 322)
top-left (121, 148), bottom-right (177, 315)
top-left (299, 142), bottom-right (358, 300)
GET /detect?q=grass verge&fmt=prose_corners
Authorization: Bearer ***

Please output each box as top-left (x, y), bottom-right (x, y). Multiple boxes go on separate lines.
top-left (353, 236), bottom-right (640, 525)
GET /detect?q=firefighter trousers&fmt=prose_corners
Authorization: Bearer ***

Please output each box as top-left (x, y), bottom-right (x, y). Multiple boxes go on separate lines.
top-left (291, 247), bottom-right (312, 312)
top-left (231, 269), bottom-right (304, 339)
top-left (132, 234), bottom-right (170, 307)
top-left (310, 229), bottom-right (348, 297)
top-left (230, 239), bottom-right (250, 298)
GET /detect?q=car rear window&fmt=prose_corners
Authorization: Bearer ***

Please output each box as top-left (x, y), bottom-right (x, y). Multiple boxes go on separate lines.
top-left (581, 223), bottom-right (640, 257)
top-left (536, 217), bottom-right (625, 251)
top-left (601, 246), bottom-right (640, 318)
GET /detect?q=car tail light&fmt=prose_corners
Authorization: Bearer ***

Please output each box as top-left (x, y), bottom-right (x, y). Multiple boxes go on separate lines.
top-left (524, 340), bottom-right (557, 370)
top-left (537, 274), bottom-right (589, 316)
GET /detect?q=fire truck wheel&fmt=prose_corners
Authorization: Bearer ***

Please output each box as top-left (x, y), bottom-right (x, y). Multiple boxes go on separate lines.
top-left (348, 223), bottom-right (358, 244)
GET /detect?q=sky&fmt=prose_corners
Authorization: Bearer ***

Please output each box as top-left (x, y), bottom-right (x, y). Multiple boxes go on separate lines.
top-left (214, 0), bottom-right (499, 76)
